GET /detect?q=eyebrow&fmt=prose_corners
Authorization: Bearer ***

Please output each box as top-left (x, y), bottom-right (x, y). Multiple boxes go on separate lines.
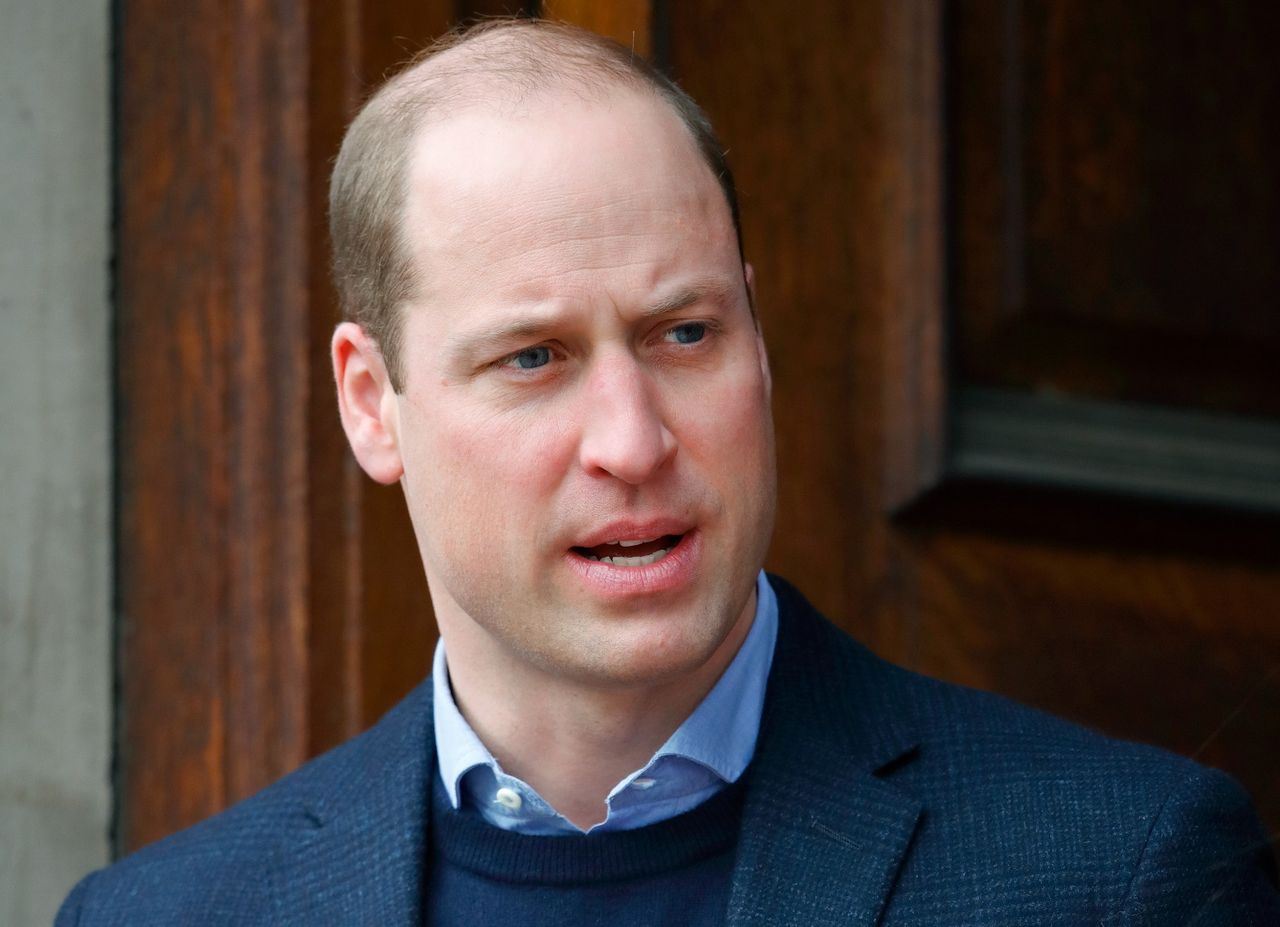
top-left (447, 277), bottom-right (739, 366)
top-left (641, 281), bottom-right (731, 317)
top-left (445, 314), bottom-right (564, 368)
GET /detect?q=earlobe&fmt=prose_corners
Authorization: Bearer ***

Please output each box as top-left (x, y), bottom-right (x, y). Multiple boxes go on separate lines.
top-left (332, 322), bottom-right (404, 485)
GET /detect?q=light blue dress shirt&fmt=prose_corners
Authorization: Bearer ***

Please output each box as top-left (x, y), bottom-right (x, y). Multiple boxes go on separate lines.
top-left (432, 570), bottom-right (778, 835)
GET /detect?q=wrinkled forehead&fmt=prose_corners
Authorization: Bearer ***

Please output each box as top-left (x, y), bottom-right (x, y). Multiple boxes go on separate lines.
top-left (401, 87), bottom-right (734, 263)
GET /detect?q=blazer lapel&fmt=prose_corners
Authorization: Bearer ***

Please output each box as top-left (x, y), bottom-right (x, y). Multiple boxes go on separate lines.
top-left (267, 681), bottom-right (436, 925)
top-left (727, 579), bottom-right (923, 927)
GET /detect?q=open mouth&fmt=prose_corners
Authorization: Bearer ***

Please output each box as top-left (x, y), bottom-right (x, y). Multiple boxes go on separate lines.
top-left (571, 534), bottom-right (684, 567)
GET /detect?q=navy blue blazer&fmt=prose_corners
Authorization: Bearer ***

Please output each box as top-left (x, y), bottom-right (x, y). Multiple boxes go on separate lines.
top-left (58, 577), bottom-right (1279, 925)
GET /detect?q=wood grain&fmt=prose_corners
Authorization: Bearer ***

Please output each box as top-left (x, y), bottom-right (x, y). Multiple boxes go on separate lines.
top-left (117, 0), bottom-right (454, 852)
top-left (119, 0), bottom-right (310, 850)
top-left (543, 0), bottom-right (652, 56)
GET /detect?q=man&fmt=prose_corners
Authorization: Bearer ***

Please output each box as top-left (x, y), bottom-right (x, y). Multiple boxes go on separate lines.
top-left (59, 19), bottom-right (1278, 925)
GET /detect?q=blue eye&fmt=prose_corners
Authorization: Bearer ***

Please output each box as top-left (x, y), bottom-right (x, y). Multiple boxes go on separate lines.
top-left (509, 346), bottom-right (552, 369)
top-left (669, 323), bottom-right (706, 344)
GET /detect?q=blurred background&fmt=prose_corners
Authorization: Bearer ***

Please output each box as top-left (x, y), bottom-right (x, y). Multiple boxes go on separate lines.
top-left (4, 0), bottom-right (1278, 922)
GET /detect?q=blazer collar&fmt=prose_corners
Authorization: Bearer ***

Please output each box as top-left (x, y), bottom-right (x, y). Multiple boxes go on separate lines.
top-left (726, 576), bottom-right (923, 926)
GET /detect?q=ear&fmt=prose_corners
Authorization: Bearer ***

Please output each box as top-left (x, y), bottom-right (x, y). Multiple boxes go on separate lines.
top-left (332, 322), bottom-right (404, 485)
top-left (744, 261), bottom-right (758, 318)
top-left (743, 262), bottom-right (772, 396)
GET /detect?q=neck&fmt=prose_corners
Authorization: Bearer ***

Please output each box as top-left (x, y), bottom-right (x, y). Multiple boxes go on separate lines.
top-left (438, 590), bottom-right (757, 830)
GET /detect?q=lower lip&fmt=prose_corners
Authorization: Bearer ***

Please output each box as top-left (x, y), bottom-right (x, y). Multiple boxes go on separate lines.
top-left (564, 530), bottom-right (701, 600)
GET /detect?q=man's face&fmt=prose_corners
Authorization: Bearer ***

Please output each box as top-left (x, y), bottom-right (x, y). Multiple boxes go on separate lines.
top-left (388, 89), bottom-right (776, 689)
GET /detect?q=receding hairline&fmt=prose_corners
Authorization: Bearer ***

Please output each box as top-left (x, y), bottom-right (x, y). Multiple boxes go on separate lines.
top-left (373, 21), bottom-right (671, 131)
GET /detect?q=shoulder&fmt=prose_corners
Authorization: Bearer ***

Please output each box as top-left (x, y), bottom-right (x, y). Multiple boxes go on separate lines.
top-left (57, 680), bottom-right (433, 926)
top-left (768, 574), bottom-right (1279, 920)
top-left (888, 661), bottom-right (1279, 920)
top-left (768, 572), bottom-right (1238, 792)
top-left (56, 775), bottom-right (300, 926)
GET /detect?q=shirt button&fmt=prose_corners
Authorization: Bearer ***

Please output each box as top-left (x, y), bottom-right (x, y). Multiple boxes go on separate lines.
top-left (631, 777), bottom-right (657, 790)
top-left (494, 787), bottom-right (523, 811)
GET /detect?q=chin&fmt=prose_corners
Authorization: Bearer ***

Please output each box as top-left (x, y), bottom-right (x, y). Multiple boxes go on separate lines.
top-left (541, 599), bottom-right (748, 690)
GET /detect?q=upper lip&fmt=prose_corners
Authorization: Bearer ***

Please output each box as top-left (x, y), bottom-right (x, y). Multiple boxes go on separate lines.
top-left (571, 518), bottom-right (694, 549)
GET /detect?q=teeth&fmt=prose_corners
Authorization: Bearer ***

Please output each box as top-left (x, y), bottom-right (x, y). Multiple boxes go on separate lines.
top-left (618, 537), bottom-right (658, 548)
top-left (582, 545), bottom-right (674, 566)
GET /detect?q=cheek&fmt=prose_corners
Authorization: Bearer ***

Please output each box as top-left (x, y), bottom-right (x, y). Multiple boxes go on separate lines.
top-left (676, 364), bottom-right (773, 466)
top-left (406, 402), bottom-right (578, 536)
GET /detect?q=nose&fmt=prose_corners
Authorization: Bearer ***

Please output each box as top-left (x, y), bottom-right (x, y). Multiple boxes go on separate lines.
top-left (577, 353), bottom-right (676, 484)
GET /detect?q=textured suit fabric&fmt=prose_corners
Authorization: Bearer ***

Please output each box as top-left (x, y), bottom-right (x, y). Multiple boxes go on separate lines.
top-left (57, 576), bottom-right (1280, 925)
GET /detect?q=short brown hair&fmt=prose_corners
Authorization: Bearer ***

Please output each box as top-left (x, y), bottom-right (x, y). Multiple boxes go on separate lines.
top-left (328, 17), bottom-right (743, 391)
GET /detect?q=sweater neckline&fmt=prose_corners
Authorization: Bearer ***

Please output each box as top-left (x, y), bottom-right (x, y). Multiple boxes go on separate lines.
top-left (429, 769), bottom-right (745, 885)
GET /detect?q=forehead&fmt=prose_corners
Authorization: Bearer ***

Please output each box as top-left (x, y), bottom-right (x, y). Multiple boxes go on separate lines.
top-left (400, 89), bottom-right (736, 293)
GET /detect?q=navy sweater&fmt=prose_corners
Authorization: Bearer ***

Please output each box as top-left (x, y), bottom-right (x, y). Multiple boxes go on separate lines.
top-left (426, 771), bottom-right (743, 926)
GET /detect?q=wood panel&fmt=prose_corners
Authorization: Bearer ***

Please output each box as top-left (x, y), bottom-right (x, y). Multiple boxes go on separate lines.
top-left (544, 0), bottom-right (652, 56)
top-left (951, 0), bottom-right (1280, 419)
top-left (120, 0), bottom-right (308, 852)
top-left (117, 0), bottom-right (460, 853)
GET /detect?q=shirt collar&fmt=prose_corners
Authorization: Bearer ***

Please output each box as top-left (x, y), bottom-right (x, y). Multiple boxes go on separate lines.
top-left (645, 570), bottom-right (777, 782)
top-left (432, 571), bottom-right (778, 825)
